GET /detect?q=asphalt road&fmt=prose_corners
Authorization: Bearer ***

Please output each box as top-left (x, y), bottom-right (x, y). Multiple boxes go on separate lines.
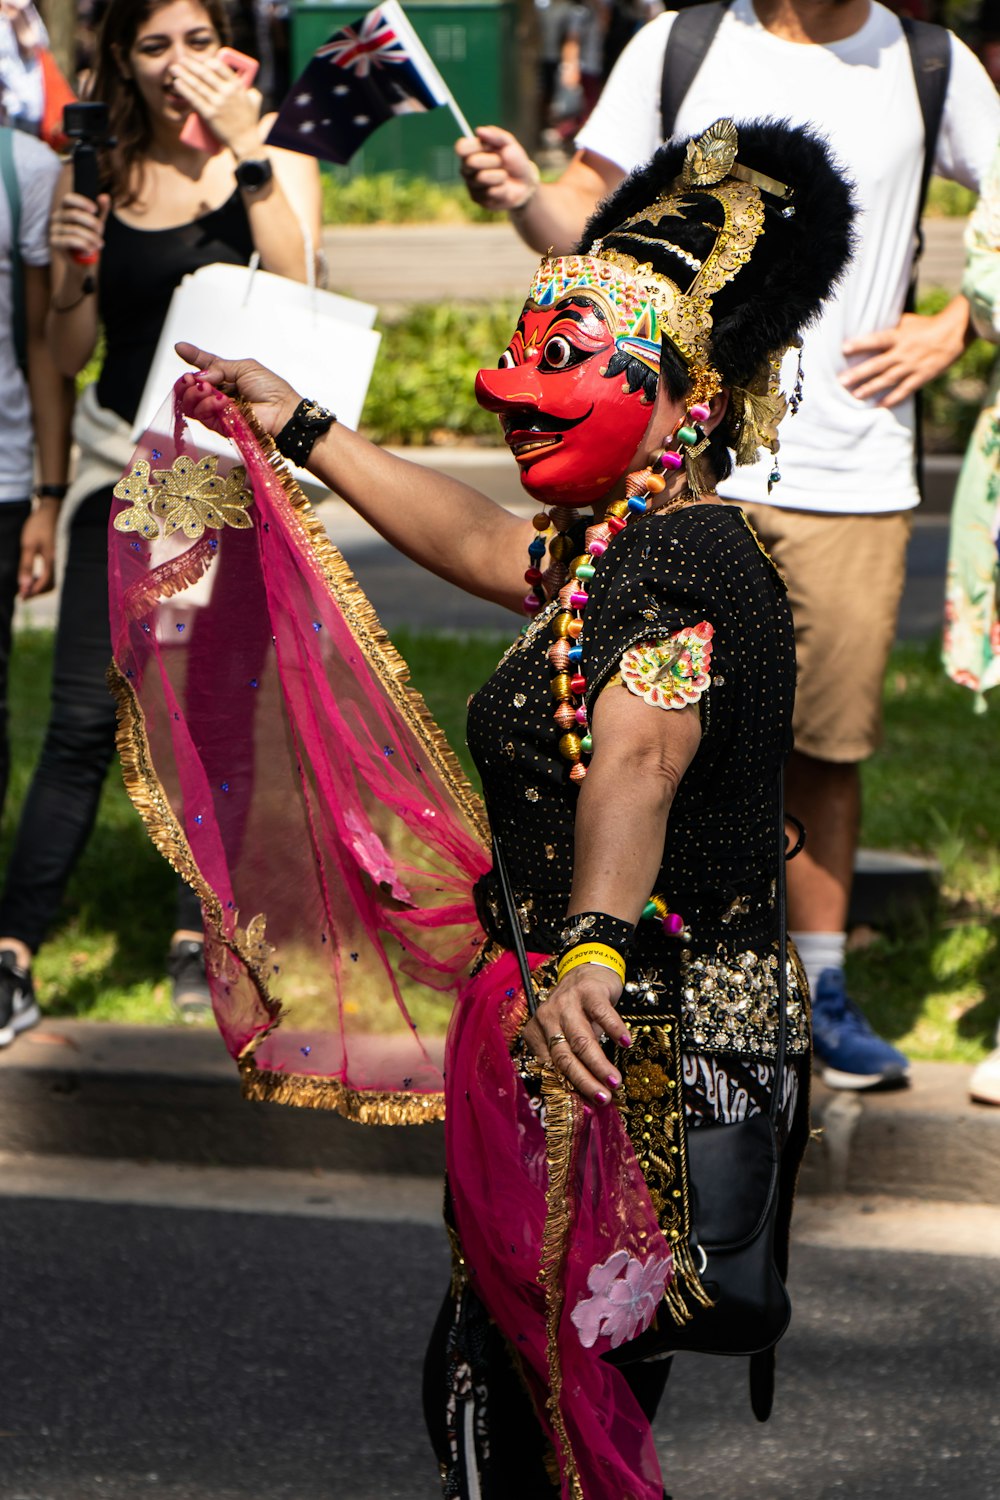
top-left (1, 1190), bottom-right (998, 1500)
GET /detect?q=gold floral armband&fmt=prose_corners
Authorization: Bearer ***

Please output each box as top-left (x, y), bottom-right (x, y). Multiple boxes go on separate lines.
top-left (556, 942), bottom-right (627, 984)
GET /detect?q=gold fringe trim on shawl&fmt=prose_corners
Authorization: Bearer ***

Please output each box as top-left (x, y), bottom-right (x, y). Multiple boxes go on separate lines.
top-left (539, 1065), bottom-right (585, 1500)
top-left (228, 400), bottom-right (490, 849)
top-left (112, 659), bottom-right (446, 1125)
top-left (238, 1054), bottom-right (445, 1123)
top-left (121, 534), bottom-right (216, 621)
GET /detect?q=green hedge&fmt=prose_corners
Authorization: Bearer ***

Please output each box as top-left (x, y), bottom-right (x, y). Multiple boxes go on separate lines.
top-left (319, 171), bottom-right (976, 226)
top-left (358, 290), bottom-right (996, 453)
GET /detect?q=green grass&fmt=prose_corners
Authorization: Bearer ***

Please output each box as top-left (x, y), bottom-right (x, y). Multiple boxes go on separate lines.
top-left (6, 627), bottom-right (998, 1058)
top-left (850, 640), bottom-right (1000, 1061)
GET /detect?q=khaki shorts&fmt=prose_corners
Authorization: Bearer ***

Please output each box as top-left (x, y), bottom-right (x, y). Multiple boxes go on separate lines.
top-left (730, 503), bottom-right (913, 763)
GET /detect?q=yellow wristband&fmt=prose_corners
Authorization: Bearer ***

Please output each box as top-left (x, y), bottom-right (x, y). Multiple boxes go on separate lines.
top-left (556, 942), bottom-right (627, 984)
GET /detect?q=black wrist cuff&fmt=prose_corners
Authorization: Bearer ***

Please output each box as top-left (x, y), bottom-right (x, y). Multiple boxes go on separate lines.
top-left (274, 398), bottom-right (337, 467)
top-left (556, 911), bottom-right (635, 963)
top-left (35, 483), bottom-right (69, 500)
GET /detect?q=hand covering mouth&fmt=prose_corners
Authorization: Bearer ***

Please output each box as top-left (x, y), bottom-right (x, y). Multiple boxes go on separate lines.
top-left (501, 406), bottom-right (593, 460)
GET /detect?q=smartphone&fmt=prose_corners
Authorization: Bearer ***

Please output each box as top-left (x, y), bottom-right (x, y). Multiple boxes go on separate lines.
top-left (178, 46), bottom-right (260, 155)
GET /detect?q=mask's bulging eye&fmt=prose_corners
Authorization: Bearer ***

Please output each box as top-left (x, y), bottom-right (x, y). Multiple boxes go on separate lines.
top-left (498, 350), bottom-right (516, 369)
top-left (543, 335), bottom-right (573, 369)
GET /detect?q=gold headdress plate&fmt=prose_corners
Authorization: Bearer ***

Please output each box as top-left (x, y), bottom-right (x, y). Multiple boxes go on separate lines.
top-left (583, 120), bottom-right (793, 420)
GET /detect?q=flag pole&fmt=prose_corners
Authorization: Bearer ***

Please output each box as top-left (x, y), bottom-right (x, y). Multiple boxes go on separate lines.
top-left (445, 94), bottom-right (474, 141)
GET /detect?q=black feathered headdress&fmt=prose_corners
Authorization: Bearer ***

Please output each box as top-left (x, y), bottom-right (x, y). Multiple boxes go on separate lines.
top-left (576, 118), bottom-right (856, 465)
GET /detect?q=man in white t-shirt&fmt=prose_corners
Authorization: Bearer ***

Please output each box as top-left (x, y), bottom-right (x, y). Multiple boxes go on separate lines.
top-left (456, 0), bottom-right (1000, 1090)
top-left (0, 125), bottom-right (73, 1049)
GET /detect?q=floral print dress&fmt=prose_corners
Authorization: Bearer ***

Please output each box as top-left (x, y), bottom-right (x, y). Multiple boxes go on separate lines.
top-left (944, 141), bottom-right (1000, 708)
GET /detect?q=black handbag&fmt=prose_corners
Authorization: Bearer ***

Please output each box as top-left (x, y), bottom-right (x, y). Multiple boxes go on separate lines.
top-left (492, 771), bottom-right (798, 1421)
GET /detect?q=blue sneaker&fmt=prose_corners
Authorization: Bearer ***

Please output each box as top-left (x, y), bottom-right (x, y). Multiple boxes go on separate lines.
top-left (812, 967), bottom-right (910, 1091)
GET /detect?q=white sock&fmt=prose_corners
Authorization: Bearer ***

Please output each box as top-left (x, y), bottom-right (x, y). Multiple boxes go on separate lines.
top-left (791, 931), bottom-right (846, 1000)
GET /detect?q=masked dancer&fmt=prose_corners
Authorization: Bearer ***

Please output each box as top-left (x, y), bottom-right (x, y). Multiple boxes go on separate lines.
top-left (112, 119), bottom-right (854, 1499)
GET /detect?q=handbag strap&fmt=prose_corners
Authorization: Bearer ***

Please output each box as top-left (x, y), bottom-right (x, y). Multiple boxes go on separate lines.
top-left (771, 763), bottom-right (789, 1126)
top-left (492, 831), bottom-right (540, 1017)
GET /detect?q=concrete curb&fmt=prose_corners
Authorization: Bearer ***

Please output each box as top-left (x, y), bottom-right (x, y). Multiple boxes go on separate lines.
top-left (1, 1021), bottom-right (996, 1205)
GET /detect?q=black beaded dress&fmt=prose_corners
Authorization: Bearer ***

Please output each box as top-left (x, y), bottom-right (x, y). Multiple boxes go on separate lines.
top-left (427, 500), bottom-right (812, 1499)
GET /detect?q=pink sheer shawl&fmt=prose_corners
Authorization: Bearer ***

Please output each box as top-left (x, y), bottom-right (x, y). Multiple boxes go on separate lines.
top-left (448, 951), bottom-right (673, 1500)
top-left (108, 376), bottom-right (675, 1496)
top-left (108, 377), bottom-right (490, 1120)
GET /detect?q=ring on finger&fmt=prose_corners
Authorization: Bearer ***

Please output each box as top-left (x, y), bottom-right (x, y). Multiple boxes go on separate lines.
top-left (548, 1031), bottom-right (567, 1047)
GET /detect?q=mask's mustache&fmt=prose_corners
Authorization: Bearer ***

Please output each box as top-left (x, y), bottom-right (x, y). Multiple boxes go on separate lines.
top-left (500, 405), bottom-right (594, 439)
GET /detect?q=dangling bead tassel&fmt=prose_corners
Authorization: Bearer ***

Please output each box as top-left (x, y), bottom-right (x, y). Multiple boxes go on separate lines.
top-left (524, 511), bottom-right (550, 614)
top-left (540, 505), bottom-right (573, 601)
top-left (767, 443), bottom-right (781, 495)
top-left (789, 340), bottom-right (805, 417)
top-left (524, 506), bottom-right (574, 615)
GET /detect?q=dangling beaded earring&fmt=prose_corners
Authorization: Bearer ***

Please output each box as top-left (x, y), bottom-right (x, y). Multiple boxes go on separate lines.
top-left (789, 338), bottom-right (805, 417)
top-left (679, 401), bottom-right (712, 498)
top-left (767, 441), bottom-right (781, 494)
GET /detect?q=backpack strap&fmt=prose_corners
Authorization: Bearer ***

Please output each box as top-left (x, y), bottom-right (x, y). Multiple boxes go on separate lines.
top-left (901, 16), bottom-right (952, 271)
top-left (899, 18), bottom-right (952, 499)
top-left (659, 0), bottom-right (733, 142)
top-left (0, 127), bottom-right (26, 376)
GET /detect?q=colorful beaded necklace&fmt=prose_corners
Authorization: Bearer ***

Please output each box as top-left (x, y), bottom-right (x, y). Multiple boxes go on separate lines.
top-left (521, 430), bottom-right (712, 941)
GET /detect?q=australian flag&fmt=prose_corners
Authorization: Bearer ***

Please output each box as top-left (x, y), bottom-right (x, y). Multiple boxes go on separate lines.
top-left (267, 0), bottom-right (452, 164)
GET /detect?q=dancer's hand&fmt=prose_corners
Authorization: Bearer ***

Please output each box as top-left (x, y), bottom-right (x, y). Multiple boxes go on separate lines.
top-left (523, 965), bottom-right (630, 1105)
top-left (175, 344), bottom-right (301, 435)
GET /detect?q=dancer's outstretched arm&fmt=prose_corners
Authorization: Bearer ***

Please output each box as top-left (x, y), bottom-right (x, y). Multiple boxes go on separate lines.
top-left (177, 345), bottom-right (536, 614)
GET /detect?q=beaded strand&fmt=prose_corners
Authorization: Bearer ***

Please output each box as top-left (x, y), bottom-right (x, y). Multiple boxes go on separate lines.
top-left (517, 402), bottom-right (714, 942)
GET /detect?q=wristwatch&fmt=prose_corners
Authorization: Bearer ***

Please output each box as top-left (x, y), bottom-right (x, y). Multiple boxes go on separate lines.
top-left (234, 156), bottom-right (274, 193)
top-left (275, 398), bottom-right (337, 466)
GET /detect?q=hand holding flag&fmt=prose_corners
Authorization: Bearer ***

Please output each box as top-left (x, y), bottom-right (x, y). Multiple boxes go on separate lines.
top-left (267, 0), bottom-right (472, 165)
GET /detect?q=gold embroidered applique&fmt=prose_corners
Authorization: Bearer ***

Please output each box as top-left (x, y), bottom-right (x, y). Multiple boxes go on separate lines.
top-left (152, 454), bottom-right (254, 539)
top-left (112, 459), bottom-right (160, 538)
top-left (613, 1018), bottom-right (713, 1325)
top-left (113, 454), bottom-right (254, 542)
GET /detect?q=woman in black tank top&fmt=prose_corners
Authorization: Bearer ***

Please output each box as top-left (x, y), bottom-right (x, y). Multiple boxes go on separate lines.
top-left (0, 0), bottom-right (320, 1021)
top-left (97, 190), bottom-right (254, 425)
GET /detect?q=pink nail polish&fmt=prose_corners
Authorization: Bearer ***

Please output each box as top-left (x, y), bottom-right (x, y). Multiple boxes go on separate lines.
top-left (607, 1073), bottom-right (621, 1089)
top-left (620, 1032), bottom-right (633, 1047)
top-left (595, 1090), bottom-right (609, 1104)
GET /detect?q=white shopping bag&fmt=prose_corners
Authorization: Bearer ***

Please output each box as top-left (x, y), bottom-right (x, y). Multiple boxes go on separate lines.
top-left (132, 261), bottom-right (381, 483)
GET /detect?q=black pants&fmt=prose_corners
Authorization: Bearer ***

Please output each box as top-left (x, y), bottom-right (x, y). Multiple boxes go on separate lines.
top-left (0, 500), bottom-right (31, 821)
top-left (423, 1280), bottom-right (671, 1498)
top-left (0, 487), bottom-right (201, 951)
